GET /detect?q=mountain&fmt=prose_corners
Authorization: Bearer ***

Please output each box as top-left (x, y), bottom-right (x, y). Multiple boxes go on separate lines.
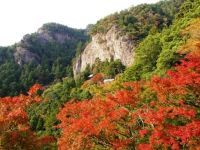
top-left (28, 0), bottom-right (190, 139)
top-left (1, 0), bottom-right (200, 149)
top-left (0, 23), bottom-right (88, 97)
top-left (73, 0), bottom-right (184, 76)
top-left (14, 23), bottom-right (87, 65)
top-left (123, 0), bottom-right (200, 81)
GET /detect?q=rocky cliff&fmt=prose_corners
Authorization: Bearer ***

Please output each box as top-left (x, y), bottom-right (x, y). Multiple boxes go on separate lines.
top-left (13, 23), bottom-right (87, 66)
top-left (0, 23), bottom-right (88, 96)
top-left (73, 26), bottom-right (135, 76)
top-left (73, 0), bottom-right (185, 77)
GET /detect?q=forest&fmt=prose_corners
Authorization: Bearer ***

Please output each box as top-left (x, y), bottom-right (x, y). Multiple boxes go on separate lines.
top-left (0, 0), bottom-right (200, 149)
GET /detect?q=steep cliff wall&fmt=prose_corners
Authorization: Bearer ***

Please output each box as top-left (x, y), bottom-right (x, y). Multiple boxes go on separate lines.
top-left (73, 26), bottom-right (135, 76)
top-left (73, 0), bottom-right (185, 77)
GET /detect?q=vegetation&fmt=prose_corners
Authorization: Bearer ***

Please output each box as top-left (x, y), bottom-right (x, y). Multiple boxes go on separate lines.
top-left (57, 50), bottom-right (200, 149)
top-left (0, 84), bottom-right (55, 149)
top-left (90, 0), bottom-right (184, 41)
top-left (27, 77), bottom-right (92, 136)
top-left (0, 23), bottom-right (88, 97)
top-left (0, 0), bottom-right (200, 149)
top-left (123, 0), bottom-right (200, 81)
top-left (90, 58), bottom-right (125, 78)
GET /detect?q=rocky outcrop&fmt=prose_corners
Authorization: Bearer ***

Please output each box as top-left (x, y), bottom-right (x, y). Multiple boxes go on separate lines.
top-left (14, 47), bottom-right (40, 65)
top-left (13, 23), bottom-right (81, 66)
top-left (37, 26), bottom-right (73, 44)
top-left (73, 26), bottom-right (135, 76)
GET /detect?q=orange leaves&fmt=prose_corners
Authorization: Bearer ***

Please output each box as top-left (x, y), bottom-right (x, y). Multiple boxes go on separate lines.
top-left (139, 107), bottom-right (166, 125)
top-left (56, 87), bottom-right (140, 149)
top-left (114, 90), bottom-right (137, 106)
top-left (179, 18), bottom-right (200, 57)
top-left (147, 121), bottom-right (200, 149)
top-left (138, 105), bottom-right (196, 129)
top-left (139, 129), bottom-right (148, 137)
top-left (149, 128), bottom-right (180, 149)
top-left (90, 73), bottom-right (104, 84)
top-left (108, 108), bottom-right (129, 121)
top-left (167, 106), bottom-right (196, 119)
top-left (7, 108), bottom-right (28, 124)
top-left (112, 139), bottom-right (131, 149)
top-left (56, 53), bottom-right (200, 149)
top-left (138, 143), bottom-right (151, 150)
top-left (38, 136), bottom-right (56, 146)
top-left (0, 84), bottom-right (43, 125)
top-left (0, 84), bottom-right (54, 149)
top-left (28, 83), bottom-right (43, 96)
top-left (167, 121), bottom-right (200, 144)
top-left (151, 53), bottom-right (200, 103)
top-left (0, 95), bottom-right (29, 125)
top-left (135, 104), bottom-right (199, 149)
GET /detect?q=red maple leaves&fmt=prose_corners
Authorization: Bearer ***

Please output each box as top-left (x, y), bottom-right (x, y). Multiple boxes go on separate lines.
top-left (28, 83), bottom-right (43, 96)
top-left (57, 52), bottom-right (200, 149)
top-left (1, 50), bottom-right (199, 149)
top-left (0, 84), bottom-right (55, 149)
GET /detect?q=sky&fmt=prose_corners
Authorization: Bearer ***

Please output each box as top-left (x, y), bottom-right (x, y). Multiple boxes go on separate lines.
top-left (0, 0), bottom-right (159, 46)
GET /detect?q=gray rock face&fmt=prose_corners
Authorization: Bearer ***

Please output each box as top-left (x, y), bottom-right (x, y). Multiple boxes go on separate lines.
top-left (14, 47), bottom-right (40, 65)
top-left (37, 27), bottom-right (73, 44)
top-left (13, 26), bottom-right (73, 66)
top-left (73, 26), bottom-right (135, 76)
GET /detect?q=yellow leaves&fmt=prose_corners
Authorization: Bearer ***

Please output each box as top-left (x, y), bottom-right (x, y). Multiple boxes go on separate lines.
top-left (181, 18), bottom-right (200, 39)
top-left (179, 18), bottom-right (200, 56)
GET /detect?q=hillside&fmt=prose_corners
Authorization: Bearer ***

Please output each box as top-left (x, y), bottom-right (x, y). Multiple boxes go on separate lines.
top-left (123, 0), bottom-right (200, 81)
top-left (73, 0), bottom-right (184, 76)
top-left (0, 0), bottom-right (200, 149)
top-left (0, 23), bottom-right (88, 97)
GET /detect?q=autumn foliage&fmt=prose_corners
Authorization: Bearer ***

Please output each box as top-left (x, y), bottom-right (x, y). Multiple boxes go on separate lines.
top-left (28, 83), bottom-right (43, 96)
top-left (0, 84), bottom-right (55, 150)
top-left (1, 37), bottom-right (200, 150)
top-left (90, 73), bottom-right (104, 84)
top-left (56, 50), bottom-right (200, 149)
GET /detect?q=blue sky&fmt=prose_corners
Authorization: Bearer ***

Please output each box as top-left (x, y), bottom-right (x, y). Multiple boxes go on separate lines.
top-left (0, 0), bottom-right (159, 46)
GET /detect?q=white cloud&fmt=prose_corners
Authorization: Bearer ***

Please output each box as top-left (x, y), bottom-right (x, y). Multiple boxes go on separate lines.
top-left (0, 0), bottom-right (159, 46)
